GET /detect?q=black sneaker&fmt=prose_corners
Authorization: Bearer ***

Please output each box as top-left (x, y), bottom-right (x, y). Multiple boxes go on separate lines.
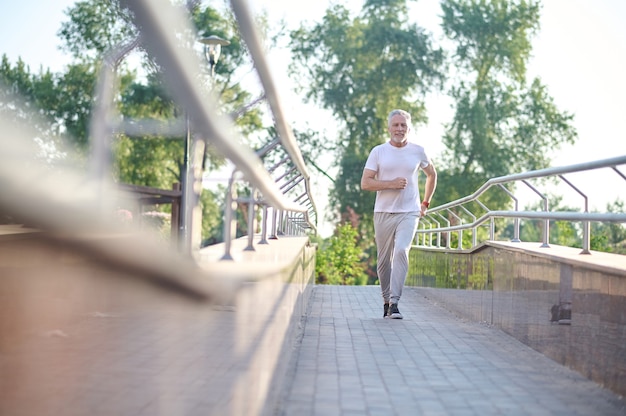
top-left (389, 303), bottom-right (403, 319)
top-left (383, 303), bottom-right (389, 318)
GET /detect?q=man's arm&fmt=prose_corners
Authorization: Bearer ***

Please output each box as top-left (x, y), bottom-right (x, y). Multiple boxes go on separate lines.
top-left (420, 163), bottom-right (437, 213)
top-left (361, 168), bottom-right (407, 191)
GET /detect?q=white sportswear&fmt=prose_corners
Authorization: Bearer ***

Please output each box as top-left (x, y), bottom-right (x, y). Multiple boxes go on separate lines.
top-left (363, 141), bottom-right (431, 212)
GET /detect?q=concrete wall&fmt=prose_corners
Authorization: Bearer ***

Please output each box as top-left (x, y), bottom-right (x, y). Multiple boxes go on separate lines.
top-left (408, 241), bottom-right (626, 397)
top-left (0, 229), bottom-right (315, 415)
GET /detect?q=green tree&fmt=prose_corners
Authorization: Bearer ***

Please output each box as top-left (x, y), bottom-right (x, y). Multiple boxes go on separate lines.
top-left (58, 0), bottom-right (137, 61)
top-left (0, 56), bottom-right (70, 224)
top-left (439, 0), bottom-right (577, 205)
top-left (0, 56), bottom-right (66, 142)
top-left (315, 223), bottom-right (367, 285)
top-left (55, 63), bottom-right (99, 148)
top-left (591, 199), bottom-right (626, 254)
top-left (200, 186), bottom-right (224, 246)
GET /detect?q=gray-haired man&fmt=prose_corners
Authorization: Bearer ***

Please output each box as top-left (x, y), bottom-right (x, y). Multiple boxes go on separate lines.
top-left (361, 109), bottom-right (437, 319)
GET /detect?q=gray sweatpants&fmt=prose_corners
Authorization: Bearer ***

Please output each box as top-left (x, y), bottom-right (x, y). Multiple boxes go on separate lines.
top-left (374, 212), bottom-right (420, 305)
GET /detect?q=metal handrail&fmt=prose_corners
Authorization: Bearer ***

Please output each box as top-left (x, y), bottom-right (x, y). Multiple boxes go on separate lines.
top-left (416, 156), bottom-right (626, 253)
top-left (120, 0), bottom-right (308, 211)
top-left (114, 0), bottom-right (317, 257)
top-left (230, 0), bottom-right (318, 226)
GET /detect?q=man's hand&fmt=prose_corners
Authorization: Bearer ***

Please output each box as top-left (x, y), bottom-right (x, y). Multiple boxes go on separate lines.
top-left (420, 202), bottom-right (428, 217)
top-left (361, 169), bottom-right (408, 191)
top-left (391, 177), bottom-right (407, 189)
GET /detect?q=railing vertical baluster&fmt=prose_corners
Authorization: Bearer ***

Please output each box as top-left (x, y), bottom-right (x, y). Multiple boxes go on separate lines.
top-left (259, 204), bottom-right (269, 244)
top-left (244, 188), bottom-right (256, 251)
top-left (270, 208), bottom-right (278, 240)
top-left (222, 173), bottom-right (239, 260)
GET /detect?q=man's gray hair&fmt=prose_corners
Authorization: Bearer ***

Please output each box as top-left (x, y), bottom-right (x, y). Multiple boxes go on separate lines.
top-left (387, 109), bottom-right (411, 126)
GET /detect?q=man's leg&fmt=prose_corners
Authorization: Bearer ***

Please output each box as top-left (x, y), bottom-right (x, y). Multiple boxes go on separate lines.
top-left (389, 213), bottom-right (419, 305)
top-left (374, 212), bottom-right (395, 304)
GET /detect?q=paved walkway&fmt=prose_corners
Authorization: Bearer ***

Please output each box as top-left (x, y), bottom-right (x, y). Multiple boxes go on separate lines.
top-left (275, 285), bottom-right (626, 416)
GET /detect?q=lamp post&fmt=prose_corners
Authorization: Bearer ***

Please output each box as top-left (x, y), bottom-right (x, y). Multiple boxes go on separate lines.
top-left (180, 35), bottom-right (230, 255)
top-left (199, 35), bottom-right (231, 77)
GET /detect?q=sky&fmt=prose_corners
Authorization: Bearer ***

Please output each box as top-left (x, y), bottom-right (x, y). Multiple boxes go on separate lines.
top-left (1, 0), bottom-right (625, 237)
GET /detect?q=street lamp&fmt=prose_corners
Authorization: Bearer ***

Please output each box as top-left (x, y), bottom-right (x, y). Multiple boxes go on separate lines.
top-left (180, 35), bottom-right (230, 256)
top-left (199, 35), bottom-right (230, 77)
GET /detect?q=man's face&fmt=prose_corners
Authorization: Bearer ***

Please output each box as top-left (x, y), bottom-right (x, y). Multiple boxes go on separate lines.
top-left (388, 114), bottom-right (410, 144)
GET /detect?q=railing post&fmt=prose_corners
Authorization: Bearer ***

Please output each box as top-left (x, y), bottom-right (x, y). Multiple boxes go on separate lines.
top-left (171, 182), bottom-right (181, 242)
top-left (221, 172), bottom-right (238, 260)
top-left (269, 208), bottom-right (278, 240)
top-left (278, 210), bottom-right (285, 236)
top-left (287, 211), bottom-right (293, 235)
top-left (244, 188), bottom-right (256, 251)
top-left (581, 221), bottom-right (591, 254)
top-left (513, 217), bottom-right (521, 242)
top-left (259, 204), bottom-right (269, 244)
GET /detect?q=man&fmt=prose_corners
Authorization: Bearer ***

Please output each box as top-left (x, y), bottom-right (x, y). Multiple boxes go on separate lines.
top-left (361, 109), bottom-right (437, 319)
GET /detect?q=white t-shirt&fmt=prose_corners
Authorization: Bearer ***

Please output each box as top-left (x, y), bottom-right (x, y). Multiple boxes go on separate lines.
top-left (363, 141), bottom-right (431, 213)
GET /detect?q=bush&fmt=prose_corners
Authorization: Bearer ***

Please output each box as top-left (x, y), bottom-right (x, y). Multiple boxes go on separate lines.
top-left (315, 223), bottom-right (367, 285)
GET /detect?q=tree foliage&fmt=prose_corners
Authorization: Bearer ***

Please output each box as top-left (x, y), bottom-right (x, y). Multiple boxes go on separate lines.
top-left (439, 0), bottom-right (577, 204)
top-left (315, 223), bottom-right (367, 285)
top-left (58, 0), bottom-right (137, 61)
top-left (591, 199), bottom-right (626, 254)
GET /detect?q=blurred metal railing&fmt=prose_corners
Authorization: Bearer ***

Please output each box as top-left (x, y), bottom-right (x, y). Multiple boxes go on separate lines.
top-left (0, 0), bottom-right (318, 301)
top-left (105, 0), bottom-right (317, 259)
top-left (415, 155), bottom-right (626, 254)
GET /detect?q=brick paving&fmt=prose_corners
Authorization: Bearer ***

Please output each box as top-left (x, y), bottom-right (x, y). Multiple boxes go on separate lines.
top-left (275, 285), bottom-right (626, 416)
